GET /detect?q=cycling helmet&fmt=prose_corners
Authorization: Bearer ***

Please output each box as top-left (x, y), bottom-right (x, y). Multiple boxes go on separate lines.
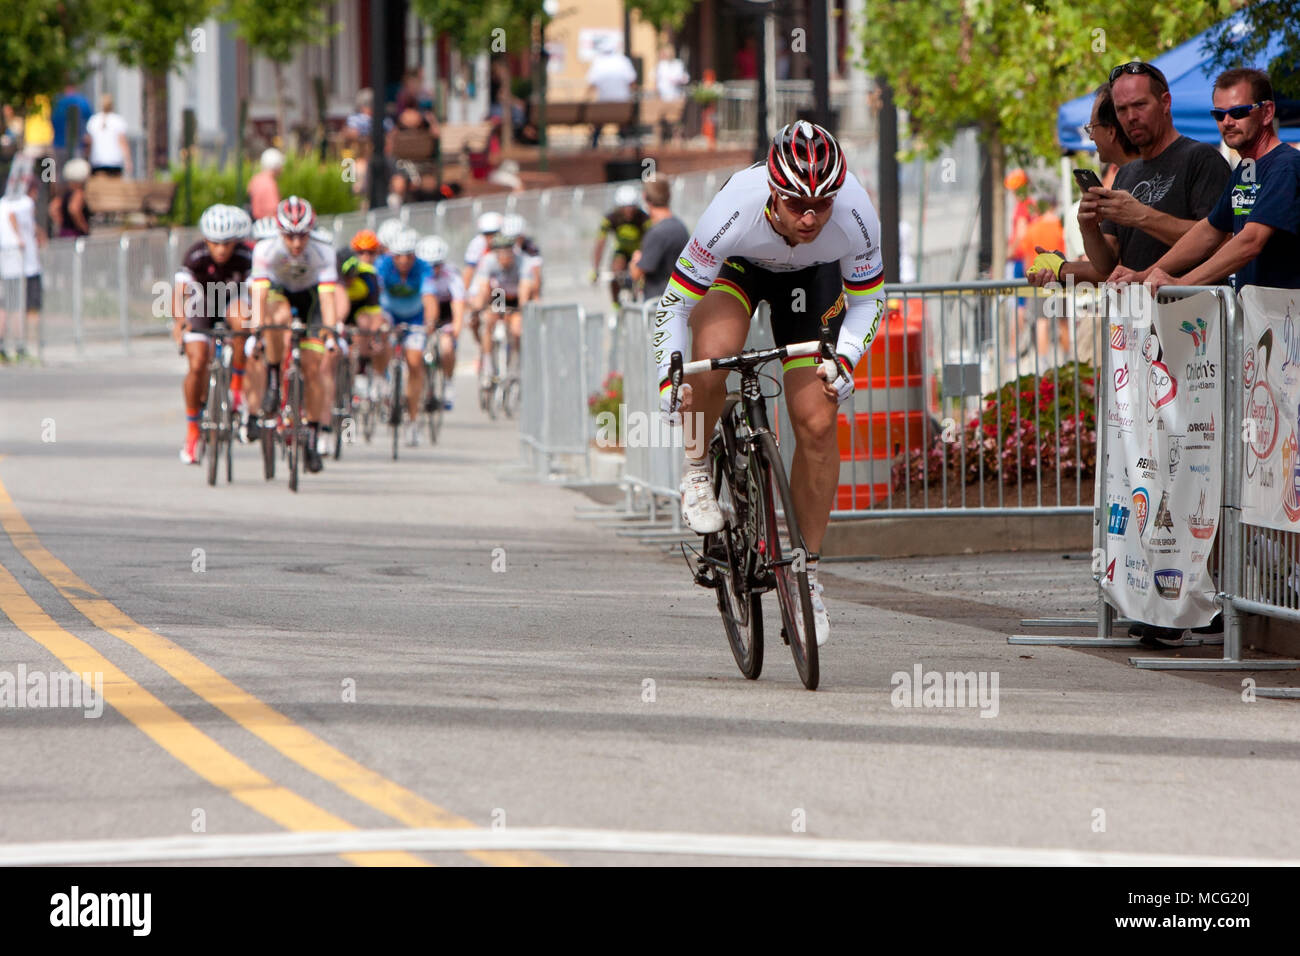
top-left (252, 216), bottom-right (278, 241)
top-left (614, 185), bottom-right (640, 208)
top-left (275, 195), bottom-right (316, 235)
top-left (199, 204), bottom-right (251, 242)
top-left (502, 213), bottom-right (526, 238)
top-left (416, 235), bottom-right (449, 265)
top-left (388, 228), bottom-right (419, 256)
top-left (767, 121), bottom-right (846, 199)
top-left (476, 211), bottom-right (504, 234)
top-left (350, 229), bottom-right (380, 252)
top-left (376, 218), bottom-right (406, 250)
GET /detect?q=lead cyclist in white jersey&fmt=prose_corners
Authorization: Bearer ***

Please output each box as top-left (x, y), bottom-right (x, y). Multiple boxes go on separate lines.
top-left (658, 122), bottom-right (886, 646)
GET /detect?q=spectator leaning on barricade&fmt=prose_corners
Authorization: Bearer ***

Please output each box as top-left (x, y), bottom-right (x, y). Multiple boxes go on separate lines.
top-left (1028, 63), bottom-right (1229, 289)
top-left (85, 94), bottom-right (131, 178)
top-left (629, 176), bottom-right (689, 302)
top-left (1109, 68), bottom-right (1300, 293)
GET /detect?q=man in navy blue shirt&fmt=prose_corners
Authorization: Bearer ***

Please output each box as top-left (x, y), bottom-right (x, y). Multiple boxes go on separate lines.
top-left (51, 83), bottom-right (92, 163)
top-left (1111, 68), bottom-right (1300, 291)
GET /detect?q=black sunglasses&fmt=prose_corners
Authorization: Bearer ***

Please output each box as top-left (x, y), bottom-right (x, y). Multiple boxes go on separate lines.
top-left (1109, 61), bottom-right (1169, 92)
top-left (1210, 101), bottom-right (1270, 121)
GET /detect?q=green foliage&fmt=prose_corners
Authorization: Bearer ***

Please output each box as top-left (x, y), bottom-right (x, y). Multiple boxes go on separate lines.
top-left (223, 0), bottom-right (337, 64)
top-left (626, 0), bottom-right (695, 31)
top-left (0, 0), bottom-right (100, 112)
top-left (160, 152), bottom-right (359, 226)
top-left (100, 0), bottom-right (213, 75)
top-left (412, 0), bottom-right (545, 59)
top-left (859, 0), bottom-right (1235, 164)
top-left (1202, 1), bottom-right (1300, 100)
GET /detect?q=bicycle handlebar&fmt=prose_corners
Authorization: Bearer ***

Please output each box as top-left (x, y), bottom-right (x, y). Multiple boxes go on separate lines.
top-left (678, 339), bottom-right (821, 377)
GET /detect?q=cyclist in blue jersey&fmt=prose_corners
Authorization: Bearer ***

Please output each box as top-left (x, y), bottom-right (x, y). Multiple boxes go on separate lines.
top-left (376, 227), bottom-right (438, 445)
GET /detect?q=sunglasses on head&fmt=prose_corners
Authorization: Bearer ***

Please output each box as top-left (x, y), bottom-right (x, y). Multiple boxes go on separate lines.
top-left (1210, 101), bottom-right (1269, 121)
top-left (1109, 61), bottom-right (1168, 91)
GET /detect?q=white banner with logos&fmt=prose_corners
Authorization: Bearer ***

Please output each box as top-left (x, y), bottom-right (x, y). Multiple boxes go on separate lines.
top-left (1239, 286), bottom-right (1300, 531)
top-left (1099, 290), bottom-right (1222, 628)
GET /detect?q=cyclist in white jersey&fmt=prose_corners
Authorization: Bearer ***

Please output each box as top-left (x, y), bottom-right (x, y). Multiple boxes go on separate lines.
top-left (247, 196), bottom-right (340, 474)
top-left (463, 212), bottom-right (503, 378)
top-left (658, 122), bottom-right (886, 647)
top-left (417, 234), bottom-right (465, 411)
top-left (470, 230), bottom-right (536, 385)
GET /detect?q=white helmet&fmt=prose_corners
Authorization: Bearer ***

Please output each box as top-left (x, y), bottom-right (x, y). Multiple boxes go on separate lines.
top-left (416, 235), bottom-right (449, 265)
top-left (376, 218), bottom-right (406, 250)
top-left (502, 213), bottom-right (526, 239)
top-left (614, 184), bottom-right (640, 208)
top-left (388, 227), bottom-right (419, 256)
top-left (252, 216), bottom-right (278, 240)
top-left (199, 204), bottom-right (252, 242)
top-left (476, 211), bottom-right (504, 234)
top-left (261, 147), bottom-right (285, 171)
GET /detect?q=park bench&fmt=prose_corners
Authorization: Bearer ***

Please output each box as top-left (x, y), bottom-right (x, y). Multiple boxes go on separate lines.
top-left (84, 176), bottom-right (177, 225)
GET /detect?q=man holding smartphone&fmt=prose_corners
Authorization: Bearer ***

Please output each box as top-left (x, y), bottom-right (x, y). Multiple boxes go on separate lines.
top-left (1027, 65), bottom-right (1228, 286)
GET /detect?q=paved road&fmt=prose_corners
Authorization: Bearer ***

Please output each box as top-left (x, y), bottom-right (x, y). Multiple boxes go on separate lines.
top-left (1, 341), bottom-right (1298, 866)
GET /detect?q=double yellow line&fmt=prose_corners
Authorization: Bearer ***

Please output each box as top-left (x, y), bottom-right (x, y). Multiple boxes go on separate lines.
top-left (0, 476), bottom-right (553, 867)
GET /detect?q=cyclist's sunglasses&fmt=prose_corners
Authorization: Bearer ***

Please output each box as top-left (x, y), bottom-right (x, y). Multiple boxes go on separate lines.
top-left (776, 192), bottom-right (836, 217)
top-left (1109, 61), bottom-right (1169, 93)
top-left (1210, 101), bottom-right (1270, 121)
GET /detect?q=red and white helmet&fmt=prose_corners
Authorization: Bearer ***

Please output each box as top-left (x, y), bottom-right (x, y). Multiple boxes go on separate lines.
top-left (275, 195), bottom-right (317, 235)
top-left (767, 121), bottom-right (846, 199)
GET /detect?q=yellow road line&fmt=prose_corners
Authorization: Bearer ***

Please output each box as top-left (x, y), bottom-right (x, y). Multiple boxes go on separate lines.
top-left (0, 479), bottom-right (554, 867)
top-left (0, 559), bottom-right (422, 867)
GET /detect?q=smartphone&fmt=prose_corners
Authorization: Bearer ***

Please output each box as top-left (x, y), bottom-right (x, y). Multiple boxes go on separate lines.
top-left (1073, 168), bottom-right (1104, 192)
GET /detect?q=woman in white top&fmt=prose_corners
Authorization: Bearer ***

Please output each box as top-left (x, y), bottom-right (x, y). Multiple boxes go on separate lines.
top-left (86, 93), bottom-right (131, 177)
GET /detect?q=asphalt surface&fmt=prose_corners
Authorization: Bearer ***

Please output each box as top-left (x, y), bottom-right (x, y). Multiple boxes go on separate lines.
top-left (1, 340), bottom-right (1298, 866)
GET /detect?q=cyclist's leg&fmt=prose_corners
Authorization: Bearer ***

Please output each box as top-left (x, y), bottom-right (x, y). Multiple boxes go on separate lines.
top-left (480, 308), bottom-right (499, 382)
top-left (506, 305), bottom-right (522, 375)
top-left (683, 263), bottom-right (758, 461)
top-left (403, 325), bottom-right (426, 420)
top-left (609, 251), bottom-right (629, 305)
top-left (773, 264), bottom-right (845, 558)
top-left (438, 323), bottom-right (456, 378)
top-left (181, 330), bottom-right (211, 460)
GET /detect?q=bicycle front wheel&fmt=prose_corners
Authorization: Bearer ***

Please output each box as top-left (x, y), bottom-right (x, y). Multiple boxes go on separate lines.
top-left (287, 369), bottom-right (303, 493)
top-left (755, 431), bottom-right (818, 690)
top-left (707, 426), bottom-right (763, 679)
top-left (390, 360), bottom-right (403, 460)
top-left (203, 364), bottom-right (221, 487)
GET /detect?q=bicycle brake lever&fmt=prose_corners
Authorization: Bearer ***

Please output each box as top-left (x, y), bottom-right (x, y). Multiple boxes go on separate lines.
top-left (817, 323), bottom-right (842, 382)
top-left (668, 351), bottom-right (683, 416)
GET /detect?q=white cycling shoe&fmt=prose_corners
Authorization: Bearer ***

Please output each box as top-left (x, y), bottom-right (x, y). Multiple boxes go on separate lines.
top-left (679, 467), bottom-right (724, 534)
top-left (808, 572), bottom-right (829, 647)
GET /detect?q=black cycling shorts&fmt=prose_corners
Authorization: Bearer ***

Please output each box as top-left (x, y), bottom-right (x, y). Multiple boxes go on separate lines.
top-left (710, 258), bottom-right (845, 350)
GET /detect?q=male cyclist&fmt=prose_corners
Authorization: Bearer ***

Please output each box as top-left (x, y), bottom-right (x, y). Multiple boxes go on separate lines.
top-left (463, 211), bottom-right (503, 376)
top-left (658, 121), bottom-right (885, 647)
top-left (470, 229), bottom-right (536, 388)
top-left (416, 234), bottom-right (465, 411)
top-left (171, 204), bottom-right (254, 464)
top-left (503, 213), bottom-right (543, 292)
top-left (593, 184), bottom-right (650, 306)
top-left (335, 229), bottom-right (387, 385)
top-left (247, 196), bottom-right (340, 474)
top-left (376, 227), bottom-right (438, 445)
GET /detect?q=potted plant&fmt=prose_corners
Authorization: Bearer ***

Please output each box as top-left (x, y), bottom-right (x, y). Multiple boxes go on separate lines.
top-left (588, 371), bottom-right (625, 451)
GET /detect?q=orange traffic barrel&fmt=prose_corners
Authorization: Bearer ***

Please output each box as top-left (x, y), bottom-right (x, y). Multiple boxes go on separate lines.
top-left (836, 297), bottom-right (928, 509)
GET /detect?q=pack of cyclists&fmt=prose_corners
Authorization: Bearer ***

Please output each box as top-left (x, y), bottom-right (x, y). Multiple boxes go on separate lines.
top-left (172, 195), bottom-right (538, 465)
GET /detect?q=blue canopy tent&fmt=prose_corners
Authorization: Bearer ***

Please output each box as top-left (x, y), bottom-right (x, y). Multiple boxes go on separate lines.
top-left (1058, 14), bottom-right (1300, 152)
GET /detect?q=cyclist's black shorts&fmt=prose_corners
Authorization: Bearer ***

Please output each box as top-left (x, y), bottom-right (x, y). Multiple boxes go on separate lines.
top-left (712, 258), bottom-right (845, 351)
top-left (437, 299), bottom-right (455, 324)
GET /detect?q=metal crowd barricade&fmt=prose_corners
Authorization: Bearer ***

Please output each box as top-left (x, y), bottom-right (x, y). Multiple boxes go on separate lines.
top-left (518, 301), bottom-right (592, 481)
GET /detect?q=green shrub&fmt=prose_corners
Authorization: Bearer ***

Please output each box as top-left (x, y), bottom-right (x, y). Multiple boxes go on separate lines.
top-left (160, 151), bottom-right (360, 226)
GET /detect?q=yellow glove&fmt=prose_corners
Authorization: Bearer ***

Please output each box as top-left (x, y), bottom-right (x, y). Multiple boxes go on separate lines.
top-left (1030, 251), bottom-right (1065, 281)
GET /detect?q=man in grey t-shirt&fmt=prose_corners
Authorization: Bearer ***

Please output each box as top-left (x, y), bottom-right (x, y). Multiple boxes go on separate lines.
top-left (630, 177), bottom-right (690, 301)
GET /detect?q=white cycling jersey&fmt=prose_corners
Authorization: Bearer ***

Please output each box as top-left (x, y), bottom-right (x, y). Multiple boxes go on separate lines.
top-left (654, 163), bottom-right (885, 380)
top-left (463, 234), bottom-right (490, 269)
top-left (472, 251), bottom-right (524, 299)
top-left (430, 263), bottom-right (466, 302)
top-left (250, 235), bottom-right (338, 294)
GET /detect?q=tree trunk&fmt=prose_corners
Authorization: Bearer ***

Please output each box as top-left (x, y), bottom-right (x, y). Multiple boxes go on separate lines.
top-left (988, 124), bottom-right (1006, 282)
top-left (144, 69), bottom-right (169, 177)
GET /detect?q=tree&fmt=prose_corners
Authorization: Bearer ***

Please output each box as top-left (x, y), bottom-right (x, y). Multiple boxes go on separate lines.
top-left (859, 0), bottom-right (1233, 276)
top-left (1202, 0), bottom-right (1300, 99)
top-left (222, 0), bottom-right (339, 146)
top-left (100, 0), bottom-right (214, 175)
top-left (626, 0), bottom-right (695, 32)
top-left (0, 0), bottom-right (99, 115)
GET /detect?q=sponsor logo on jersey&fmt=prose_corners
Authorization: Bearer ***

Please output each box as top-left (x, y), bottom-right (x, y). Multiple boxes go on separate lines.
top-left (820, 292), bottom-right (846, 323)
top-left (687, 239), bottom-right (717, 267)
top-left (706, 211), bottom-right (741, 249)
top-left (850, 208), bottom-right (874, 254)
top-left (1154, 568), bottom-right (1184, 599)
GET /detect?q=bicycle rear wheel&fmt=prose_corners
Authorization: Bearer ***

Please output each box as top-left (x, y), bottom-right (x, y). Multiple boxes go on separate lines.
top-left (425, 359), bottom-right (442, 444)
top-left (287, 368), bottom-right (303, 493)
top-left (706, 423), bottom-right (763, 679)
top-left (262, 381), bottom-right (278, 480)
top-left (755, 431), bottom-right (818, 690)
top-left (389, 359), bottom-right (403, 460)
top-left (361, 369), bottom-right (376, 443)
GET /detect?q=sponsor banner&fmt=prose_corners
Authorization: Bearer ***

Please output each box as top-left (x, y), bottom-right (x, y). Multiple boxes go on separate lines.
top-left (1240, 287), bottom-right (1300, 532)
top-left (1099, 291), bottom-right (1221, 628)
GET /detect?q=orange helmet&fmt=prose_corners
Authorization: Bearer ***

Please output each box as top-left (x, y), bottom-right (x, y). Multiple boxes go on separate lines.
top-left (350, 229), bottom-right (380, 252)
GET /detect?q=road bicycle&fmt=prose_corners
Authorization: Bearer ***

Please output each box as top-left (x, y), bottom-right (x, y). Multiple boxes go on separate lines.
top-left (255, 313), bottom-right (322, 493)
top-left (674, 332), bottom-right (837, 691)
top-left (330, 325), bottom-right (353, 461)
top-left (421, 339), bottom-right (447, 445)
top-left (192, 320), bottom-right (237, 487)
top-left (479, 320), bottom-right (520, 420)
